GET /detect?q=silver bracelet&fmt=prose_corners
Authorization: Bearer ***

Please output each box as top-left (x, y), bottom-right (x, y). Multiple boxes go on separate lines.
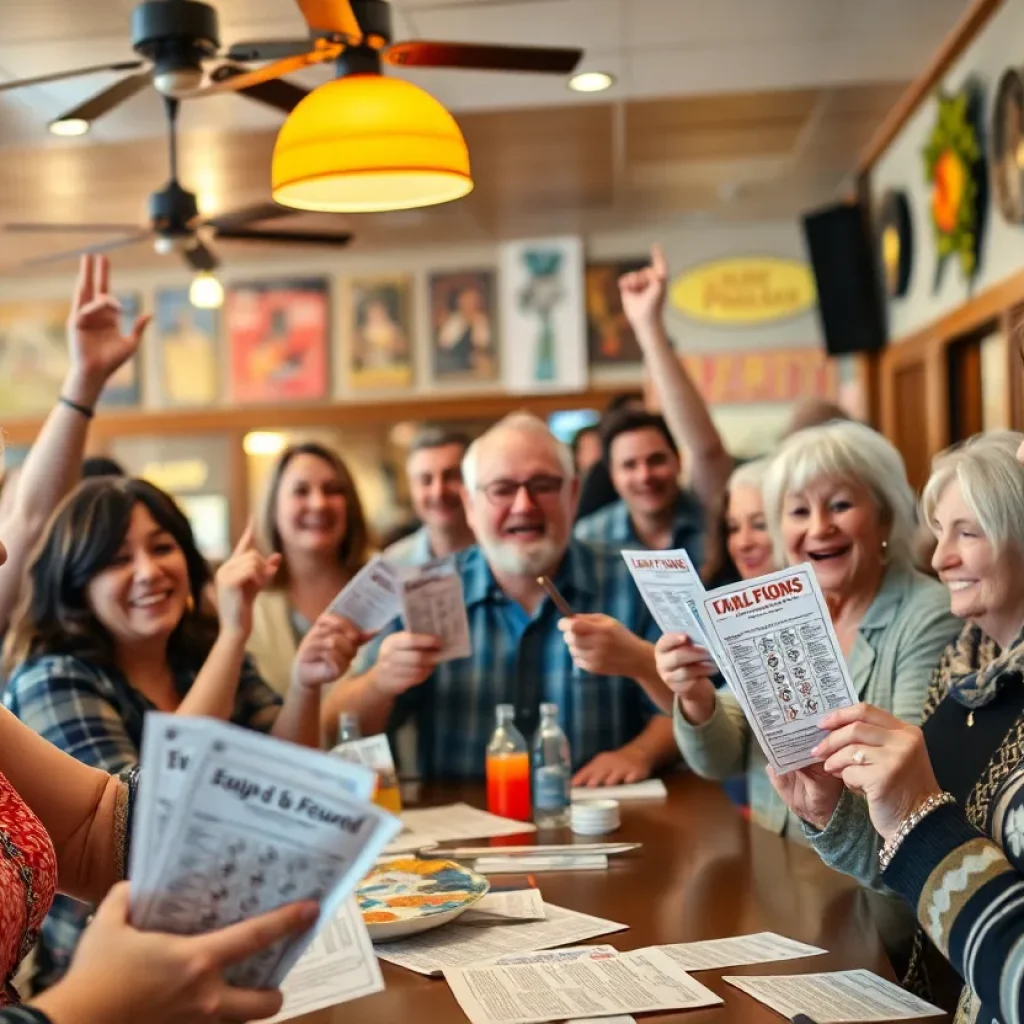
top-left (878, 791), bottom-right (956, 871)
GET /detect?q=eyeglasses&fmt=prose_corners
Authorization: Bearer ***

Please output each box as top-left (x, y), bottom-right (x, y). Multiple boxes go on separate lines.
top-left (477, 474), bottom-right (566, 508)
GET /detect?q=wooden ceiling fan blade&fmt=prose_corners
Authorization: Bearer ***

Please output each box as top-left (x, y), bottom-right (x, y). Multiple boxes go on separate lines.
top-left (21, 231), bottom-right (153, 268)
top-left (193, 51), bottom-right (328, 97)
top-left (214, 227), bottom-right (353, 247)
top-left (296, 0), bottom-right (362, 39)
top-left (0, 60), bottom-right (144, 94)
top-left (226, 39), bottom-right (315, 62)
top-left (384, 40), bottom-right (583, 74)
top-left (6, 222), bottom-right (143, 234)
top-left (203, 202), bottom-right (295, 232)
top-left (50, 73), bottom-right (153, 127)
top-left (209, 65), bottom-right (310, 113)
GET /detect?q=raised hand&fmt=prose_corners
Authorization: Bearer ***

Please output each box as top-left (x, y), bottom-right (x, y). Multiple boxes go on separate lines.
top-left (811, 703), bottom-right (941, 843)
top-left (618, 243), bottom-right (669, 333)
top-left (33, 881), bottom-right (318, 1024)
top-left (66, 254), bottom-right (152, 406)
top-left (215, 521), bottom-right (282, 641)
top-left (293, 613), bottom-right (373, 690)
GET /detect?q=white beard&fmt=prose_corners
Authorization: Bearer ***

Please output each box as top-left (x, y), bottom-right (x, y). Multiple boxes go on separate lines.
top-left (479, 535), bottom-right (563, 577)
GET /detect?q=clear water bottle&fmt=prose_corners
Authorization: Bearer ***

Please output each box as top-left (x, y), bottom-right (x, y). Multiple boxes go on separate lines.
top-left (532, 703), bottom-right (571, 827)
top-left (337, 713), bottom-right (362, 744)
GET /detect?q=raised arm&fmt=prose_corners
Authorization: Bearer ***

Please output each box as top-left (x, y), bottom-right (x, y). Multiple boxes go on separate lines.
top-left (0, 255), bottom-right (150, 633)
top-left (619, 246), bottom-right (732, 513)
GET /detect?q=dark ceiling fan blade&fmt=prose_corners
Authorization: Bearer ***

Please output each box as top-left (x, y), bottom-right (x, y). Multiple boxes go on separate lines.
top-left (193, 51), bottom-right (329, 96)
top-left (21, 231), bottom-right (153, 268)
top-left (202, 202), bottom-right (295, 231)
top-left (6, 222), bottom-right (143, 234)
top-left (208, 64), bottom-right (310, 113)
top-left (214, 227), bottom-right (353, 246)
top-left (226, 39), bottom-right (315, 62)
top-left (183, 238), bottom-right (220, 273)
top-left (49, 72), bottom-right (153, 127)
top-left (0, 60), bottom-right (144, 94)
top-left (295, 0), bottom-right (362, 38)
top-left (384, 40), bottom-right (583, 74)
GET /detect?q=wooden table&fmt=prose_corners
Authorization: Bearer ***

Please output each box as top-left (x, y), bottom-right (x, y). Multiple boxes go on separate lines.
top-left (300, 775), bottom-right (939, 1023)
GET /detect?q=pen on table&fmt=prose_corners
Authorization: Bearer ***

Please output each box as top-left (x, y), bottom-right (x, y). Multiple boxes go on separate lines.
top-left (537, 576), bottom-right (574, 617)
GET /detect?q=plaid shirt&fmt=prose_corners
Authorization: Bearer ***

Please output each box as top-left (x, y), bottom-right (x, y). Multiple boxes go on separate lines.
top-left (2, 653), bottom-right (280, 991)
top-left (352, 539), bottom-right (664, 781)
top-left (574, 489), bottom-right (706, 564)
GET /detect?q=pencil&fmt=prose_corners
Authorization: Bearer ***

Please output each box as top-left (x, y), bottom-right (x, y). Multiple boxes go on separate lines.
top-left (537, 576), bottom-right (574, 616)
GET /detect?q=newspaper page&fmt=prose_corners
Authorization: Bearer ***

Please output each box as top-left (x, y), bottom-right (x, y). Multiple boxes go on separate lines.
top-left (462, 889), bottom-right (546, 923)
top-left (653, 932), bottom-right (826, 970)
top-left (134, 720), bottom-right (400, 988)
top-left (400, 557), bottom-right (471, 662)
top-left (375, 903), bottom-right (627, 976)
top-left (444, 945), bottom-right (722, 1024)
top-left (621, 548), bottom-right (713, 647)
top-left (700, 564), bottom-right (859, 773)
top-left (328, 555), bottom-right (402, 631)
top-left (266, 898), bottom-right (384, 1023)
top-left (724, 969), bottom-right (944, 1022)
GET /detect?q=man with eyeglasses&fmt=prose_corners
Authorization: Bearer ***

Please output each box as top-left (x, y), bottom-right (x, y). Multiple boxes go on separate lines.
top-left (324, 412), bottom-right (676, 787)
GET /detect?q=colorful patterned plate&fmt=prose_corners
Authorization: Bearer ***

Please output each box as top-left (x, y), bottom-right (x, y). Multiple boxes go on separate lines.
top-left (357, 858), bottom-right (491, 941)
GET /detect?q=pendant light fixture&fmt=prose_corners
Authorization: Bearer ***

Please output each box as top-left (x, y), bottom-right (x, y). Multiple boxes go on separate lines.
top-left (271, 47), bottom-right (473, 214)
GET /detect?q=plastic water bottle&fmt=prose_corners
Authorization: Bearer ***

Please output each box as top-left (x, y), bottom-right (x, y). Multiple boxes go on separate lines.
top-left (531, 703), bottom-right (571, 827)
top-left (486, 704), bottom-right (532, 821)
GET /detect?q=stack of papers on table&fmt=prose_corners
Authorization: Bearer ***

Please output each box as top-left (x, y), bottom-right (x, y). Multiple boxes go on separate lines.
top-left (570, 779), bottom-right (668, 802)
top-left (130, 714), bottom-right (400, 996)
top-left (384, 802), bottom-right (537, 855)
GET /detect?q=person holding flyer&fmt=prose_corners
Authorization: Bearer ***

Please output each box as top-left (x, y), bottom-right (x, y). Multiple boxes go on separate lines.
top-left (326, 413), bottom-right (676, 787)
top-left (774, 432), bottom-right (1024, 1020)
top-left (2, 479), bottom-right (359, 992)
top-left (660, 421), bottom-right (958, 839)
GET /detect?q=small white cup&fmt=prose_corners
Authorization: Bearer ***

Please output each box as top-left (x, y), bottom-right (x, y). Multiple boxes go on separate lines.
top-left (571, 798), bottom-right (620, 836)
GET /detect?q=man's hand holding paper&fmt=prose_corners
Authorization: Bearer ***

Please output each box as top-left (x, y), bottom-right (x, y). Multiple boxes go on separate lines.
top-left (558, 614), bottom-right (649, 677)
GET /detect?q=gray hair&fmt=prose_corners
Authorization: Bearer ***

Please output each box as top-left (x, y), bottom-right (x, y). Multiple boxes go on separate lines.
top-left (921, 431), bottom-right (1024, 556)
top-left (728, 457), bottom-right (771, 494)
top-left (407, 426), bottom-right (470, 460)
top-left (763, 420), bottom-right (917, 567)
top-left (462, 412), bottom-right (575, 493)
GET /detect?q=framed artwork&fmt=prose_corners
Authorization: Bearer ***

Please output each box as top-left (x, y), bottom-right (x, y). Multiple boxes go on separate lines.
top-left (585, 259), bottom-right (646, 366)
top-left (100, 293), bottom-right (143, 407)
top-left (348, 275), bottom-right (414, 391)
top-left (428, 269), bottom-right (499, 383)
top-left (155, 289), bottom-right (220, 407)
top-left (226, 279), bottom-right (330, 403)
top-left (499, 235), bottom-right (587, 394)
top-left (0, 299), bottom-right (69, 415)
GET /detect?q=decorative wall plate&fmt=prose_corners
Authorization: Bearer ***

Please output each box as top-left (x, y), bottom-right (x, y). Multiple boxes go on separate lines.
top-left (878, 190), bottom-right (913, 297)
top-left (990, 67), bottom-right (1024, 224)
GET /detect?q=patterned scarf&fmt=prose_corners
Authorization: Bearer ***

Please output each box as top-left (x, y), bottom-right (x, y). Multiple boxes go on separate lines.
top-left (943, 622), bottom-right (1024, 710)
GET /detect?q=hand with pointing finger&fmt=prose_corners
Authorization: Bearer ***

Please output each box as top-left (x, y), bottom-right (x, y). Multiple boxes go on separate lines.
top-left (618, 243), bottom-right (669, 335)
top-left (65, 253), bottom-right (152, 409)
top-left (32, 881), bottom-right (318, 1024)
top-left (215, 521), bottom-right (282, 641)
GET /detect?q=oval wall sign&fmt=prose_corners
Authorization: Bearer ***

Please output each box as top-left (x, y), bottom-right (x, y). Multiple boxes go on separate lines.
top-left (669, 256), bottom-right (817, 326)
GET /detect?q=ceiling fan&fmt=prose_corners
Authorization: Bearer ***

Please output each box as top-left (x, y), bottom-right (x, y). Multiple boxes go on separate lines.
top-left (0, 0), bottom-right (310, 132)
top-left (5, 95), bottom-right (354, 271)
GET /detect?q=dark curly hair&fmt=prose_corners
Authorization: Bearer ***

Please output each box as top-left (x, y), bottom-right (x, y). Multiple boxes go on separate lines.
top-left (3, 477), bottom-right (218, 677)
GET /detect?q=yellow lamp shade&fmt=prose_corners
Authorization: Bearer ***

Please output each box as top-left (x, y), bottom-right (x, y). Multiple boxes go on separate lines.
top-left (272, 74), bottom-right (474, 213)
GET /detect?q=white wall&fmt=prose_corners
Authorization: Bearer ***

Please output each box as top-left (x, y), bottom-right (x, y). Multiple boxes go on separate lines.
top-left (871, 0), bottom-right (1024, 340)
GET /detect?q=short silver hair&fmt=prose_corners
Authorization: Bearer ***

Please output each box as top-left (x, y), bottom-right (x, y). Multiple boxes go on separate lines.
top-left (921, 431), bottom-right (1024, 556)
top-left (763, 420), bottom-right (917, 567)
top-left (728, 457), bottom-right (770, 494)
top-left (462, 412), bottom-right (575, 493)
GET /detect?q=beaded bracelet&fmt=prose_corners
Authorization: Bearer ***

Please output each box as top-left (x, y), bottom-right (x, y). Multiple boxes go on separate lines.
top-left (878, 791), bottom-right (956, 872)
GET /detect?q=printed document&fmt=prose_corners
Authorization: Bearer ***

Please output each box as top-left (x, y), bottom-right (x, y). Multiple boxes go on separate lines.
top-left (724, 969), bottom-right (944, 1021)
top-left (571, 779), bottom-right (667, 802)
top-left (444, 945), bottom-right (722, 1024)
top-left (462, 889), bottom-right (546, 922)
top-left (267, 898), bottom-right (383, 1023)
top-left (622, 548), bottom-right (711, 645)
top-left (328, 555), bottom-right (402, 631)
top-left (699, 564), bottom-right (859, 773)
top-left (393, 802), bottom-right (537, 849)
top-left (654, 932), bottom-right (826, 970)
top-left (131, 715), bottom-right (400, 988)
top-left (375, 903), bottom-right (627, 976)
top-left (400, 557), bottom-right (471, 662)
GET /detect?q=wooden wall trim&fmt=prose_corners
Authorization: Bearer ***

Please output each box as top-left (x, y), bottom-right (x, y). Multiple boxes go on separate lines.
top-left (857, 0), bottom-right (1006, 173)
top-left (0, 389), bottom-right (622, 447)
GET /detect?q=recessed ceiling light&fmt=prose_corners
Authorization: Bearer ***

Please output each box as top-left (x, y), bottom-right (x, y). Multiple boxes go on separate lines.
top-left (49, 117), bottom-right (90, 137)
top-left (568, 71), bottom-right (615, 94)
